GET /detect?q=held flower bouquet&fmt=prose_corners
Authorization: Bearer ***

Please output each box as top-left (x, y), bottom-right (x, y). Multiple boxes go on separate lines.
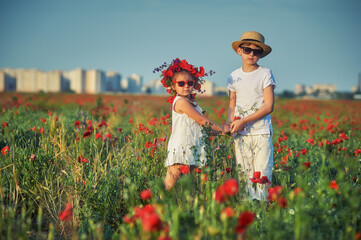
top-left (153, 58), bottom-right (215, 103)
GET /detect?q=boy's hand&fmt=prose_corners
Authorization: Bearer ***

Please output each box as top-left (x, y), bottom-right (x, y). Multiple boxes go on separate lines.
top-left (230, 119), bottom-right (245, 134)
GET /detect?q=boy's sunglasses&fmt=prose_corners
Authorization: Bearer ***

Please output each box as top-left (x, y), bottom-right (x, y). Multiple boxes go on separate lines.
top-left (241, 47), bottom-right (263, 56)
top-left (172, 80), bottom-right (195, 87)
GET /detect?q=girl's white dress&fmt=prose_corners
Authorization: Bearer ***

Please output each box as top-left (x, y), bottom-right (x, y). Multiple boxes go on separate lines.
top-left (165, 96), bottom-right (207, 167)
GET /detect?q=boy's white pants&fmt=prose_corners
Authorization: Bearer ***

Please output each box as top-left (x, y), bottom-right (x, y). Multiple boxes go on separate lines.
top-left (234, 134), bottom-right (273, 201)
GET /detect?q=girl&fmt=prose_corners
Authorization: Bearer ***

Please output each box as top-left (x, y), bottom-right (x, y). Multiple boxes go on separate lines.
top-left (154, 58), bottom-right (229, 190)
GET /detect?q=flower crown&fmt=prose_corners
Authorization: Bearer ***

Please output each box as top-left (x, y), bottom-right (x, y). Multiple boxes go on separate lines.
top-left (153, 58), bottom-right (215, 103)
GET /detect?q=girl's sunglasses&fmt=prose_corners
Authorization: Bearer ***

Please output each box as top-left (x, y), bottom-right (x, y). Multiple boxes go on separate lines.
top-left (172, 80), bottom-right (195, 87)
top-left (241, 47), bottom-right (263, 56)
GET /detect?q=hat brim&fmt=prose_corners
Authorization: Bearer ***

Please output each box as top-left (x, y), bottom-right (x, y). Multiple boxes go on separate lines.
top-left (232, 40), bottom-right (272, 58)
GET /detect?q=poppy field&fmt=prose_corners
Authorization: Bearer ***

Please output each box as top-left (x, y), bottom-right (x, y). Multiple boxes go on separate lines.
top-left (0, 92), bottom-right (360, 240)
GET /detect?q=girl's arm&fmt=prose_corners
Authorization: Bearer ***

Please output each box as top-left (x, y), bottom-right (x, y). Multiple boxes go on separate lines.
top-left (174, 97), bottom-right (226, 132)
top-left (230, 85), bottom-right (275, 134)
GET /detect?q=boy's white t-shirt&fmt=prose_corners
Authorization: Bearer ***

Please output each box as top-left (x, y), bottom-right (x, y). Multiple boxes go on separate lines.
top-left (227, 66), bottom-right (276, 135)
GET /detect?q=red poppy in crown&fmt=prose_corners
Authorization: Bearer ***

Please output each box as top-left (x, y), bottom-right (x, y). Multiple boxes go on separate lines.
top-left (153, 58), bottom-right (215, 103)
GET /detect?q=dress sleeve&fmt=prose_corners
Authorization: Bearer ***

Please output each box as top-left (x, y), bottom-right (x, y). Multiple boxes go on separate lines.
top-left (263, 69), bottom-right (276, 89)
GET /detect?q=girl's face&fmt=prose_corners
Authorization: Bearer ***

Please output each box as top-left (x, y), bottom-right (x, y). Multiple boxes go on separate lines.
top-left (171, 71), bottom-right (195, 98)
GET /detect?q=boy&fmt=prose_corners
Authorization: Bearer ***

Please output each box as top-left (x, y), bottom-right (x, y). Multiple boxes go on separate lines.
top-left (226, 31), bottom-right (275, 200)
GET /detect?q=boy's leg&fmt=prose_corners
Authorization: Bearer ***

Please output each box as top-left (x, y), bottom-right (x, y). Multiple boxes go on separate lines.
top-left (164, 164), bottom-right (183, 190)
top-left (253, 134), bottom-right (273, 200)
top-left (234, 135), bottom-right (257, 199)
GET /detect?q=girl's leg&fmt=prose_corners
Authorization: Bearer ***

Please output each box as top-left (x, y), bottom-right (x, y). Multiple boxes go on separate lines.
top-left (164, 164), bottom-right (183, 190)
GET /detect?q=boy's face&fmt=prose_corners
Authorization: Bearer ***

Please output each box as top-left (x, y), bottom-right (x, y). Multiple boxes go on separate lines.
top-left (236, 43), bottom-right (262, 66)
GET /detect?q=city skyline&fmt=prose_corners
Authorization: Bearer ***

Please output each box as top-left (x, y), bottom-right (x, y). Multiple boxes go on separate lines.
top-left (0, 67), bottom-right (141, 93)
top-left (1, 0), bottom-right (361, 93)
top-left (1, 67), bottom-right (224, 96)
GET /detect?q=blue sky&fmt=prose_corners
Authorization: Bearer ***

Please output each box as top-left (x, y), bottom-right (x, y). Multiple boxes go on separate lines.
top-left (1, 0), bottom-right (361, 93)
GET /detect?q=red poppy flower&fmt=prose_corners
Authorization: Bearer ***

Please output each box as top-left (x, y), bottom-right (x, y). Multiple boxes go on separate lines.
top-left (95, 133), bottom-right (103, 140)
top-left (260, 176), bottom-right (270, 184)
top-left (59, 203), bottom-right (73, 221)
top-left (277, 197), bottom-right (288, 208)
top-left (141, 213), bottom-right (163, 232)
top-left (144, 142), bottom-right (153, 148)
top-left (294, 187), bottom-right (302, 195)
top-left (158, 236), bottom-right (172, 240)
top-left (250, 171), bottom-right (261, 183)
top-left (98, 120), bottom-right (108, 128)
top-left (202, 174), bottom-right (207, 182)
top-left (353, 149), bottom-right (361, 156)
top-left (166, 95), bottom-right (176, 104)
top-left (234, 211), bottom-right (255, 234)
top-left (329, 180), bottom-right (339, 191)
top-left (198, 66), bottom-right (205, 77)
top-left (148, 117), bottom-right (158, 126)
top-left (140, 189), bottom-right (153, 201)
top-left (223, 179), bottom-right (239, 196)
top-left (194, 168), bottom-right (202, 173)
top-left (215, 185), bottom-right (227, 203)
top-left (180, 165), bottom-right (189, 174)
top-left (134, 204), bottom-right (157, 219)
top-left (74, 120), bottom-right (81, 128)
top-left (302, 161), bottom-right (311, 169)
top-left (77, 156), bottom-right (88, 163)
top-left (162, 69), bottom-right (173, 78)
top-left (338, 133), bottom-right (348, 140)
top-left (2, 146), bottom-right (9, 155)
top-left (295, 148), bottom-right (308, 157)
top-left (105, 133), bottom-right (112, 139)
top-left (221, 207), bottom-right (235, 218)
top-left (306, 139), bottom-right (315, 145)
top-left (268, 186), bottom-right (283, 202)
top-left (131, 204), bottom-right (163, 232)
top-left (123, 214), bottom-right (135, 224)
top-left (2, 122), bottom-right (8, 127)
top-left (83, 130), bottom-right (92, 138)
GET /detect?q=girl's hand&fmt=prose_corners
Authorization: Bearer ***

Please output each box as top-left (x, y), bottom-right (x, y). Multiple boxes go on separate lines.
top-left (222, 124), bottom-right (231, 134)
top-left (230, 119), bottom-right (245, 134)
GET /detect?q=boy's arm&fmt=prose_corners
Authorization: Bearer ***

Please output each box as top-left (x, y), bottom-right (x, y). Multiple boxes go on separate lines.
top-left (230, 85), bottom-right (274, 134)
top-left (227, 91), bottom-right (237, 124)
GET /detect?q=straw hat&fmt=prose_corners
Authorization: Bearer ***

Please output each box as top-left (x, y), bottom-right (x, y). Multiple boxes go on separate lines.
top-left (232, 31), bottom-right (272, 58)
